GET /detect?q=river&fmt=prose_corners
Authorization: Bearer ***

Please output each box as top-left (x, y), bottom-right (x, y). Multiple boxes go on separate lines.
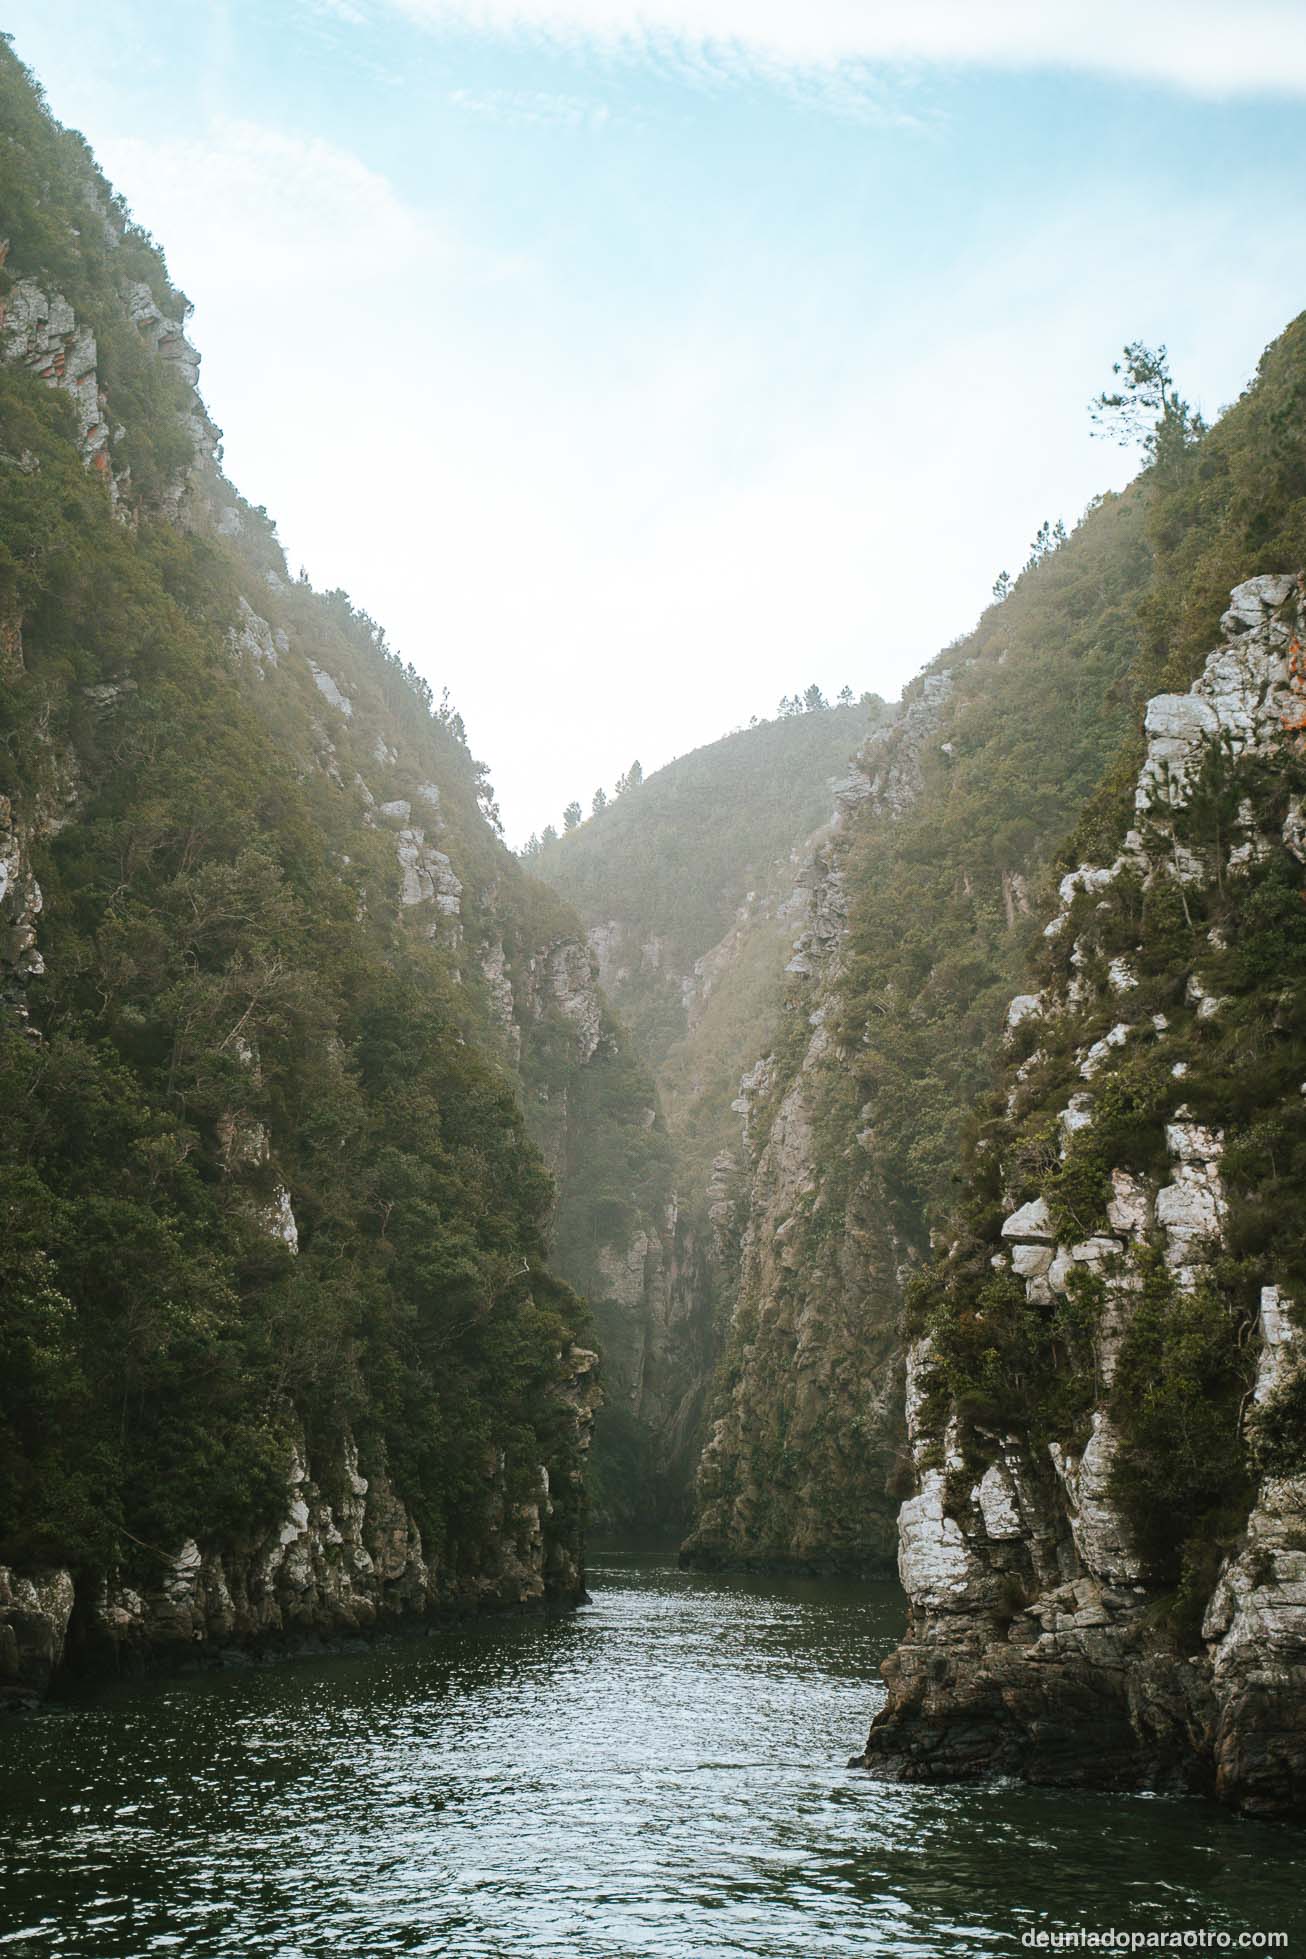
top-left (1, 1553), bottom-right (1302, 1956)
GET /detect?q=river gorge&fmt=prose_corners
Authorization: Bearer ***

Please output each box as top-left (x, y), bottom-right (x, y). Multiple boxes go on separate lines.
top-left (4, 22), bottom-right (1306, 1952)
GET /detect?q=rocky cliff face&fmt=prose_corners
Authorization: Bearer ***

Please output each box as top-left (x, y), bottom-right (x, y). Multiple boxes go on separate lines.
top-left (0, 45), bottom-right (657, 1699)
top-left (2, 1355), bottom-right (598, 1705)
top-left (683, 697), bottom-right (958, 1571)
top-left (857, 576), bottom-right (1306, 1819)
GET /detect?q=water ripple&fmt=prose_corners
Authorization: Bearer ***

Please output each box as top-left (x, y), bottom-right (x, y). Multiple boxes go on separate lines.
top-left (1, 1556), bottom-right (1302, 1957)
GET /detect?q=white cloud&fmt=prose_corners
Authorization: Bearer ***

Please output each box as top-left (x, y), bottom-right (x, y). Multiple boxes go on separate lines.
top-left (103, 119), bottom-right (440, 299)
top-left (92, 117), bottom-right (1305, 845)
top-left (386, 0), bottom-right (1306, 98)
top-left (448, 85), bottom-right (612, 126)
top-left (308, 0), bottom-right (372, 23)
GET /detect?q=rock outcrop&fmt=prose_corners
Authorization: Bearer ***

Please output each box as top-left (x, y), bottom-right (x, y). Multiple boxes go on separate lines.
top-left (1, 1351), bottom-right (598, 1703)
top-left (856, 576), bottom-right (1306, 1818)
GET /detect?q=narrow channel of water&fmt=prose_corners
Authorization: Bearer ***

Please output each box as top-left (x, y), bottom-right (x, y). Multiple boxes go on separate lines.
top-left (1, 1554), bottom-right (1302, 1956)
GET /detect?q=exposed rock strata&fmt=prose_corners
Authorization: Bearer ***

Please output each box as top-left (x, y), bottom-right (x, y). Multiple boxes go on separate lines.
top-left (856, 576), bottom-right (1306, 1818)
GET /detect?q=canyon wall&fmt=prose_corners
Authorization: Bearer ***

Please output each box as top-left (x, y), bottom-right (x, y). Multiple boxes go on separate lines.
top-left (858, 577), bottom-right (1306, 1818)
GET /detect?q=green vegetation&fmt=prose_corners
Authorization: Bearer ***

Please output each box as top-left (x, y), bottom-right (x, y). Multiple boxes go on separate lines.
top-left (827, 313), bottom-right (1306, 1254)
top-left (1110, 1259), bottom-right (1253, 1609)
top-left (703, 314), bottom-right (1306, 1576)
top-left (0, 342), bottom-right (584, 1579)
top-left (0, 39), bottom-right (663, 1598)
top-left (902, 701), bottom-right (1306, 1614)
top-left (0, 38), bottom-right (195, 502)
top-left (528, 694), bottom-right (892, 1536)
top-left (0, 440), bottom-right (583, 1575)
top-left (827, 485), bottom-right (1151, 1252)
top-left (1090, 340), bottom-right (1207, 471)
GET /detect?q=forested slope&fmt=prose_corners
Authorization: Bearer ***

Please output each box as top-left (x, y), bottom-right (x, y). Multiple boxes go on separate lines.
top-left (686, 314), bottom-right (1306, 1582)
top-left (0, 41), bottom-right (665, 1694)
top-left (534, 699), bottom-right (887, 1071)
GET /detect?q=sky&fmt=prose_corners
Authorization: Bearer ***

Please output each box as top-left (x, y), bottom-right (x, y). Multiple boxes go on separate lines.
top-left (6, 3), bottom-right (1306, 842)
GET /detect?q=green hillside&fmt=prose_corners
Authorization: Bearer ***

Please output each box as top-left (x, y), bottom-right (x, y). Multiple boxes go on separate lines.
top-left (0, 39), bottom-right (665, 1633)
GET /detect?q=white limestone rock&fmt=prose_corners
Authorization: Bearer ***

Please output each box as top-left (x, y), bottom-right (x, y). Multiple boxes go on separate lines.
top-left (975, 1462), bottom-right (1024, 1541)
top-left (595, 1232), bottom-right (653, 1311)
top-left (1046, 1247), bottom-right (1075, 1295)
top-left (1156, 1160), bottom-right (1226, 1273)
top-left (229, 597), bottom-right (280, 669)
top-left (1106, 1170), bottom-right (1150, 1237)
top-left (898, 1469), bottom-right (979, 1608)
top-left (1186, 972), bottom-right (1229, 1021)
top-left (1006, 993), bottom-right (1043, 1033)
top-left (1001, 1196), bottom-right (1055, 1244)
top-left (1253, 1286), bottom-right (1299, 1406)
top-left (1165, 1119), bottom-right (1223, 1165)
top-left (1, 280), bottom-right (109, 473)
top-left (480, 940), bottom-right (520, 1055)
top-left (1049, 1412), bottom-right (1143, 1584)
top-left (1219, 572), bottom-right (1295, 636)
top-left (1205, 1288), bottom-right (1306, 1682)
top-left (1080, 1023), bottom-right (1131, 1079)
top-left (309, 662), bottom-right (353, 718)
top-left (1058, 1092), bottom-right (1095, 1147)
top-left (1070, 1235), bottom-right (1123, 1270)
top-left (395, 829), bottom-right (461, 917)
top-left (0, 1564), bottom-right (77, 1698)
top-left (542, 940), bottom-right (603, 1063)
top-left (265, 1186), bottom-right (299, 1254)
top-left (1144, 693), bottom-right (1221, 743)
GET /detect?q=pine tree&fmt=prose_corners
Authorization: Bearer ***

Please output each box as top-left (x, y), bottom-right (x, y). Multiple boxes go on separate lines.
top-left (1090, 341), bottom-right (1205, 473)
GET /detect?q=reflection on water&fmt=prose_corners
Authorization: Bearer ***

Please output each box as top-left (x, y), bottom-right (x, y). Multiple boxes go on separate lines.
top-left (1, 1555), bottom-right (1301, 1956)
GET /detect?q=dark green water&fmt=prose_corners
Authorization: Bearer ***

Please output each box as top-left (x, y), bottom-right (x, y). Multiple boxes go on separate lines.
top-left (2, 1553), bottom-right (1302, 1956)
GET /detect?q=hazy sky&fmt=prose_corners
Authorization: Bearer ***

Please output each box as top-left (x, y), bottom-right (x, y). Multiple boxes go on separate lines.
top-left (7, 3), bottom-right (1306, 841)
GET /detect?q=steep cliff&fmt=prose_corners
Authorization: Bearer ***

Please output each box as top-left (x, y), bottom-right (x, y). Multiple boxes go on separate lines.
top-left (685, 309), bottom-right (1306, 1587)
top-left (0, 41), bottom-right (652, 1697)
top-left (857, 575), bottom-right (1306, 1817)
